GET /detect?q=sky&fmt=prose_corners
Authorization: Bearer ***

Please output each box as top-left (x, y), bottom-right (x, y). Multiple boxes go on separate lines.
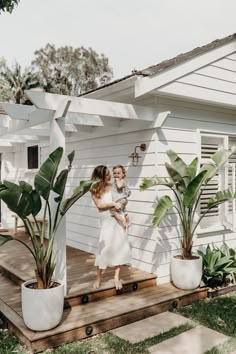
top-left (0, 0), bottom-right (235, 80)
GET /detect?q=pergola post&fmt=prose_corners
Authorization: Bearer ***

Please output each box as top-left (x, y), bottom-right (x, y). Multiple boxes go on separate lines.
top-left (49, 101), bottom-right (71, 295)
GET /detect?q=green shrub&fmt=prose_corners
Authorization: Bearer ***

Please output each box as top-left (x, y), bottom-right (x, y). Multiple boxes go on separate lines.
top-left (198, 243), bottom-right (236, 287)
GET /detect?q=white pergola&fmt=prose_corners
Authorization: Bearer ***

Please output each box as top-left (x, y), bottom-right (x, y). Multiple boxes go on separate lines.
top-left (0, 90), bottom-right (166, 294)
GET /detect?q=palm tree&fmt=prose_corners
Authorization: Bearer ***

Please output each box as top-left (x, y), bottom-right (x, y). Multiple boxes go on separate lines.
top-left (0, 62), bottom-right (41, 104)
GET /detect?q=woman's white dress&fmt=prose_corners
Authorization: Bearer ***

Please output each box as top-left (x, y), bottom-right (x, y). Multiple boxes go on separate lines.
top-left (95, 191), bottom-right (131, 269)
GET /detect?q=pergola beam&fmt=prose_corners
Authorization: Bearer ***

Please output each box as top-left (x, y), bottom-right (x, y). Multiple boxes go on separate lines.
top-left (26, 91), bottom-right (155, 121)
top-left (7, 109), bottom-right (54, 135)
top-left (0, 102), bottom-right (35, 120)
top-left (66, 112), bottom-right (121, 127)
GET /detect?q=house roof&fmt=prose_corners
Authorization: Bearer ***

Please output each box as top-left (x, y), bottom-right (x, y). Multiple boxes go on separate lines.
top-left (82, 32), bottom-right (236, 96)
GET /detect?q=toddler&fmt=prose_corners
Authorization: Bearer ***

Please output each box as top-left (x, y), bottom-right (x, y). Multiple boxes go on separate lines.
top-left (111, 165), bottom-right (131, 228)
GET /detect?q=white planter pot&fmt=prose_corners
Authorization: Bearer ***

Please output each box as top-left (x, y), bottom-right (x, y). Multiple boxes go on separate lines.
top-left (22, 279), bottom-right (64, 331)
top-left (170, 255), bottom-right (202, 290)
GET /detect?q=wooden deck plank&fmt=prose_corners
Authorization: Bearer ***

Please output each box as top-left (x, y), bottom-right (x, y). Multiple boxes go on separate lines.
top-left (0, 231), bottom-right (208, 353)
top-left (0, 232), bottom-right (157, 296)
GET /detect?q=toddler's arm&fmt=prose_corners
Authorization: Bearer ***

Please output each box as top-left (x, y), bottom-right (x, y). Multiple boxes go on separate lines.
top-left (124, 183), bottom-right (131, 198)
top-left (92, 194), bottom-right (122, 211)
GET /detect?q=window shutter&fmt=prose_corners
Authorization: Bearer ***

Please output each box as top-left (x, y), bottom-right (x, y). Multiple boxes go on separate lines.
top-left (223, 138), bottom-right (236, 231)
top-left (200, 139), bottom-right (220, 228)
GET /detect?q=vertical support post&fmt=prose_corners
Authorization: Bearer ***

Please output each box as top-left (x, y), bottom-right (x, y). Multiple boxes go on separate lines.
top-left (50, 100), bottom-right (71, 296)
top-left (232, 163), bottom-right (235, 231)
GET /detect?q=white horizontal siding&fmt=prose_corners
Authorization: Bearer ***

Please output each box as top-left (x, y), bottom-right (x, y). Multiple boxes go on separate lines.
top-left (65, 129), bottom-right (159, 277)
top-left (2, 89), bottom-right (236, 286)
top-left (0, 144), bottom-right (48, 228)
top-left (158, 52), bottom-right (236, 108)
top-left (213, 57), bottom-right (236, 72)
top-left (196, 65), bottom-right (236, 84)
top-left (64, 106), bottom-right (236, 284)
top-left (179, 73), bottom-right (236, 95)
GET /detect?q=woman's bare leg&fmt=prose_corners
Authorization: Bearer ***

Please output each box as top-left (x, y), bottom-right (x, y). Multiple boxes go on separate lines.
top-left (114, 265), bottom-right (122, 289)
top-left (93, 267), bottom-right (103, 289)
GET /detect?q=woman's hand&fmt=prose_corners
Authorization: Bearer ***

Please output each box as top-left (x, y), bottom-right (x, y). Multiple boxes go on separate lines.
top-left (113, 202), bottom-right (122, 211)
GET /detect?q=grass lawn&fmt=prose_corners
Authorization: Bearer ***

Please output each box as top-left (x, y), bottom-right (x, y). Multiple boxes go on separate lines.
top-left (2, 292), bottom-right (236, 353)
top-left (0, 324), bottom-right (192, 354)
top-left (176, 291), bottom-right (236, 353)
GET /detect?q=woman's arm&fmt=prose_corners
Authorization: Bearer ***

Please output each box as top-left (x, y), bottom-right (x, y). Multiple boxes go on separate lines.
top-left (91, 194), bottom-right (121, 211)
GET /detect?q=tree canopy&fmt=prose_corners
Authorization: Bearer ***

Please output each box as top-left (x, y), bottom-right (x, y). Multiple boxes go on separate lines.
top-left (0, 0), bottom-right (20, 13)
top-left (32, 44), bottom-right (113, 95)
top-left (0, 60), bottom-right (41, 104)
top-left (0, 44), bottom-right (113, 103)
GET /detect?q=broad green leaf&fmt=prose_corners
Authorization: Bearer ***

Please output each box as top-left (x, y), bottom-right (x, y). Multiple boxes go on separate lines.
top-left (140, 176), bottom-right (174, 191)
top-left (201, 147), bottom-right (236, 182)
top-left (207, 189), bottom-right (236, 209)
top-left (0, 234), bottom-right (14, 246)
top-left (183, 170), bottom-right (208, 207)
top-left (60, 180), bottom-right (96, 215)
top-left (67, 150), bottom-right (75, 167)
top-left (186, 157), bottom-right (198, 181)
top-left (19, 181), bottom-right (32, 193)
top-left (0, 188), bottom-right (33, 217)
top-left (166, 150), bottom-right (187, 177)
top-left (53, 150), bottom-right (75, 200)
top-left (53, 169), bottom-right (68, 201)
top-left (30, 190), bottom-right (42, 216)
top-left (153, 196), bottom-right (173, 226)
top-left (34, 147), bottom-right (63, 200)
top-left (212, 147), bottom-right (236, 165)
top-left (165, 163), bottom-right (186, 192)
top-left (3, 180), bottom-right (20, 191)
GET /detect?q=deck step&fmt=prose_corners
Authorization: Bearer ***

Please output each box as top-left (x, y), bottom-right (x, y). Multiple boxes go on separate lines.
top-left (0, 260), bottom-right (157, 306)
top-left (64, 276), bottom-right (157, 307)
top-left (0, 273), bottom-right (208, 353)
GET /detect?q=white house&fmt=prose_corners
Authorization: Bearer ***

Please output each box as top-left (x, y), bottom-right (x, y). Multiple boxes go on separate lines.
top-left (1, 32), bottom-right (236, 285)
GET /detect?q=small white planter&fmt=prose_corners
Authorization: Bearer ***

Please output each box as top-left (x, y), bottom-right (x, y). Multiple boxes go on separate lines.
top-left (22, 279), bottom-right (64, 331)
top-left (171, 255), bottom-right (202, 290)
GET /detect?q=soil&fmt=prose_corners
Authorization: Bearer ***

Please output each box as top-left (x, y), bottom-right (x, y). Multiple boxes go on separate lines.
top-left (174, 255), bottom-right (200, 260)
top-left (26, 281), bottom-right (61, 290)
top-left (207, 283), bottom-right (236, 298)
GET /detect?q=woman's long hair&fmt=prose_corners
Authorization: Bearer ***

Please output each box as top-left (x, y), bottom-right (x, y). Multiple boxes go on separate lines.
top-left (91, 165), bottom-right (108, 198)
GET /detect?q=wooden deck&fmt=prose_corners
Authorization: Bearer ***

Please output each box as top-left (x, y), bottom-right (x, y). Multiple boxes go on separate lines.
top-left (0, 231), bottom-right (208, 353)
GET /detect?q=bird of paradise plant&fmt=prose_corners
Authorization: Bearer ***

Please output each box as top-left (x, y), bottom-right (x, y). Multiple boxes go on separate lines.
top-left (0, 147), bottom-right (95, 288)
top-left (140, 148), bottom-right (236, 259)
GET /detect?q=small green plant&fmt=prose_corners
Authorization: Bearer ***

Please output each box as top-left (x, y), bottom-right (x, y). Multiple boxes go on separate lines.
top-left (0, 147), bottom-right (95, 289)
top-left (198, 243), bottom-right (236, 287)
top-left (140, 148), bottom-right (236, 259)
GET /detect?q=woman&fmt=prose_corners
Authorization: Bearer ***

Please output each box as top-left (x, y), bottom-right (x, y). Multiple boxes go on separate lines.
top-left (91, 165), bottom-right (131, 290)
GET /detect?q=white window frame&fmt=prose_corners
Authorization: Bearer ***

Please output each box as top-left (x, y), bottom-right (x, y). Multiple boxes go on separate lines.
top-left (196, 130), bottom-right (233, 235)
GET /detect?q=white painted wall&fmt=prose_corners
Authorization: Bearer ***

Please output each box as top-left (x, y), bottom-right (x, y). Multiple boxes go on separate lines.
top-left (0, 144), bottom-right (46, 228)
top-left (157, 51), bottom-right (236, 109)
top-left (65, 129), bottom-right (157, 265)
top-left (2, 100), bottom-right (236, 285)
top-left (64, 100), bottom-right (236, 284)
top-left (2, 45), bottom-right (236, 285)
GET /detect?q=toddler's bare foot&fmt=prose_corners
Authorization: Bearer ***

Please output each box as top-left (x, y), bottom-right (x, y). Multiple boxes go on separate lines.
top-left (114, 278), bottom-right (123, 290)
top-left (93, 277), bottom-right (102, 289)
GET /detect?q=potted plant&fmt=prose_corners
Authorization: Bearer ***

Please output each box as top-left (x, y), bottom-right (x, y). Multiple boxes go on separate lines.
top-left (140, 148), bottom-right (236, 290)
top-left (0, 147), bottom-right (95, 331)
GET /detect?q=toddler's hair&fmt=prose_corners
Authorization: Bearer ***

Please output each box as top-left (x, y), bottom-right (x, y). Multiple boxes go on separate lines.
top-left (113, 165), bottom-right (126, 178)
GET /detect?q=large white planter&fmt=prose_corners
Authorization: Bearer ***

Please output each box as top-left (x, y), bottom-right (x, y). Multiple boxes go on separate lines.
top-left (22, 279), bottom-right (64, 331)
top-left (171, 255), bottom-right (202, 290)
